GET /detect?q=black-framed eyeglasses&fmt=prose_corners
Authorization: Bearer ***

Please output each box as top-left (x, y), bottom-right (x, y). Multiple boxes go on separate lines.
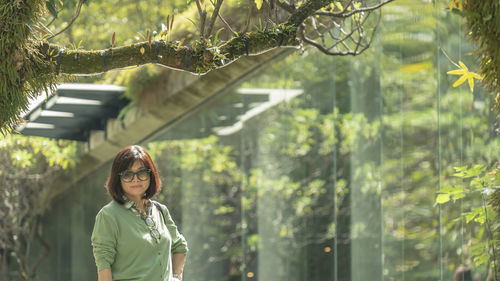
top-left (119, 169), bottom-right (151, 182)
top-left (144, 216), bottom-right (161, 243)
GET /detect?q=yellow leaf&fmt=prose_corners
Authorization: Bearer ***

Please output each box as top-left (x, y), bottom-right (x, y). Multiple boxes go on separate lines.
top-left (447, 69), bottom-right (465, 75)
top-left (468, 76), bottom-right (474, 92)
top-left (400, 61), bottom-right (433, 72)
top-left (470, 72), bottom-right (482, 80)
top-left (452, 74), bottom-right (468, 88)
top-left (254, 0), bottom-right (263, 10)
top-left (447, 61), bottom-right (483, 93)
top-left (448, 1), bottom-right (454, 10)
top-left (140, 47), bottom-right (145, 54)
top-left (448, 0), bottom-right (463, 11)
top-left (458, 60), bottom-right (468, 72)
top-left (177, 39), bottom-right (184, 50)
top-left (334, 1), bottom-right (343, 11)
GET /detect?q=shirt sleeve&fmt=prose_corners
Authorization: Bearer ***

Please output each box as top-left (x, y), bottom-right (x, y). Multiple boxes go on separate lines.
top-left (161, 205), bottom-right (189, 254)
top-left (91, 209), bottom-right (118, 271)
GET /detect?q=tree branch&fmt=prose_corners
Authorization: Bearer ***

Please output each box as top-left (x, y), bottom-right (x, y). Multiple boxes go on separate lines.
top-left (315, 0), bottom-right (395, 18)
top-left (216, 10), bottom-right (237, 35)
top-left (196, 0), bottom-right (208, 37)
top-left (240, 0), bottom-right (254, 34)
top-left (40, 26), bottom-right (299, 75)
top-left (288, 0), bottom-right (394, 27)
top-left (46, 0), bottom-right (86, 40)
top-left (207, 0), bottom-right (237, 35)
top-left (276, 0), bottom-right (295, 14)
top-left (29, 226), bottom-right (50, 277)
top-left (205, 0), bottom-right (224, 37)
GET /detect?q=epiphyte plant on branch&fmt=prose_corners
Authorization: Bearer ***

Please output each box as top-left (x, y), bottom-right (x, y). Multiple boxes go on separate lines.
top-left (0, 0), bottom-right (394, 135)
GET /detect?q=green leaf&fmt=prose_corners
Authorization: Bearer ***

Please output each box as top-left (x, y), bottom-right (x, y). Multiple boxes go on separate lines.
top-left (435, 193), bottom-right (450, 204)
top-left (213, 28), bottom-right (224, 45)
top-left (464, 212), bottom-right (476, 224)
top-left (46, 0), bottom-right (58, 18)
top-left (453, 192), bottom-right (466, 200)
top-left (473, 253), bottom-right (489, 266)
top-left (483, 14), bottom-right (492, 22)
top-left (11, 149), bottom-right (33, 168)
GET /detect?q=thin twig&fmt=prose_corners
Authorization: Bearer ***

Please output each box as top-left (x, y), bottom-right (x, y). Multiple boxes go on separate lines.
top-left (439, 47), bottom-right (461, 68)
top-left (195, 0), bottom-right (207, 37)
top-left (309, 17), bottom-right (323, 37)
top-left (206, 0), bottom-right (236, 36)
top-left (301, 8), bottom-right (380, 56)
top-left (45, 16), bottom-right (57, 28)
top-left (328, 21), bottom-right (358, 51)
top-left (29, 223), bottom-right (51, 276)
top-left (315, 0), bottom-right (394, 18)
top-left (215, 8), bottom-right (237, 35)
top-left (205, 0), bottom-right (224, 37)
top-left (482, 194), bottom-right (499, 281)
top-left (275, 0), bottom-right (295, 13)
top-left (47, 0), bottom-right (86, 40)
top-left (240, 0), bottom-right (254, 34)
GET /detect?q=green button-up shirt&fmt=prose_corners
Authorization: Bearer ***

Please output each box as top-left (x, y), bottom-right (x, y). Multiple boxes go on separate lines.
top-left (91, 200), bottom-right (188, 281)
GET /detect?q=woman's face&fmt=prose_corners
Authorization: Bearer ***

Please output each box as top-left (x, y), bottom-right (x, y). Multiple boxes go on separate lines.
top-left (121, 160), bottom-right (150, 202)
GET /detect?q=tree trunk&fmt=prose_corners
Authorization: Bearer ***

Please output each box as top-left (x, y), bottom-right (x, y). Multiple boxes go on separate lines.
top-left (1, 249), bottom-right (10, 281)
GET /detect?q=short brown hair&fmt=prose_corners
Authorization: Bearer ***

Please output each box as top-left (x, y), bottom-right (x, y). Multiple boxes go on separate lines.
top-left (106, 145), bottom-right (161, 204)
top-left (453, 265), bottom-right (472, 281)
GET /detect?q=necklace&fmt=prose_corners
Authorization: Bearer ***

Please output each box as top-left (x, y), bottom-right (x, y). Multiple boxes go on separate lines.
top-left (123, 197), bottom-right (160, 243)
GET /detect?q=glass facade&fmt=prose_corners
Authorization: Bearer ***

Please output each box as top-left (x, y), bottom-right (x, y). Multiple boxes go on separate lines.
top-left (32, 1), bottom-right (498, 281)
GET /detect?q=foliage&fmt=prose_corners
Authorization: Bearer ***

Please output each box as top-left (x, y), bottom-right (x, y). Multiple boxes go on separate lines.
top-left (451, 0), bottom-right (500, 108)
top-left (146, 136), bottom-right (244, 281)
top-left (0, 135), bottom-right (77, 281)
top-left (442, 2), bottom-right (500, 279)
top-left (0, 0), bottom-right (60, 135)
top-left (436, 165), bottom-right (499, 279)
top-left (490, 184), bottom-right (500, 280)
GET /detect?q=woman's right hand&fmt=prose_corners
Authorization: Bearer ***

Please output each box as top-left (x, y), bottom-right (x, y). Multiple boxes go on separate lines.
top-left (98, 268), bottom-right (113, 281)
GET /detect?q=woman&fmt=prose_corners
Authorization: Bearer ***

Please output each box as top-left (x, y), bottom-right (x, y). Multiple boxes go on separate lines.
top-left (92, 145), bottom-right (188, 281)
top-left (453, 265), bottom-right (472, 281)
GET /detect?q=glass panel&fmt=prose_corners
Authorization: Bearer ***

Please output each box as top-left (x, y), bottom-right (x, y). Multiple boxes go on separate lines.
top-left (140, 1), bottom-right (496, 279)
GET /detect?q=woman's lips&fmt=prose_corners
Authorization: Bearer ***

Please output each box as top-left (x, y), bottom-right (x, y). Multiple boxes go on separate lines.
top-left (131, 185), bottom-right (142, 188)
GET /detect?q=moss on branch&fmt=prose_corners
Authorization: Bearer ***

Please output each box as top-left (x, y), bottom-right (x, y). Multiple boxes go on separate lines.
top-left (463, 1), bottom-right (500, 108)
top-left (39, 25), bottom-right (299, 75)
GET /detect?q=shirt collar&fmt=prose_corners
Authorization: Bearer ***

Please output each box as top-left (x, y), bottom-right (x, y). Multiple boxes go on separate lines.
top-left (122, 196), bottom-right (152, 218)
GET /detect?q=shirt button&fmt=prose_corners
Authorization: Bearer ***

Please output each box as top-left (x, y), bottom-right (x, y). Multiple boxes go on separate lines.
top-left (158, 252), bottom-right (161, 255)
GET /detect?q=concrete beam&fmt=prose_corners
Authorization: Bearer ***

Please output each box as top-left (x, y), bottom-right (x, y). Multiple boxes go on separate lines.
top-left (61, 48), bottom-right (293, 190)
